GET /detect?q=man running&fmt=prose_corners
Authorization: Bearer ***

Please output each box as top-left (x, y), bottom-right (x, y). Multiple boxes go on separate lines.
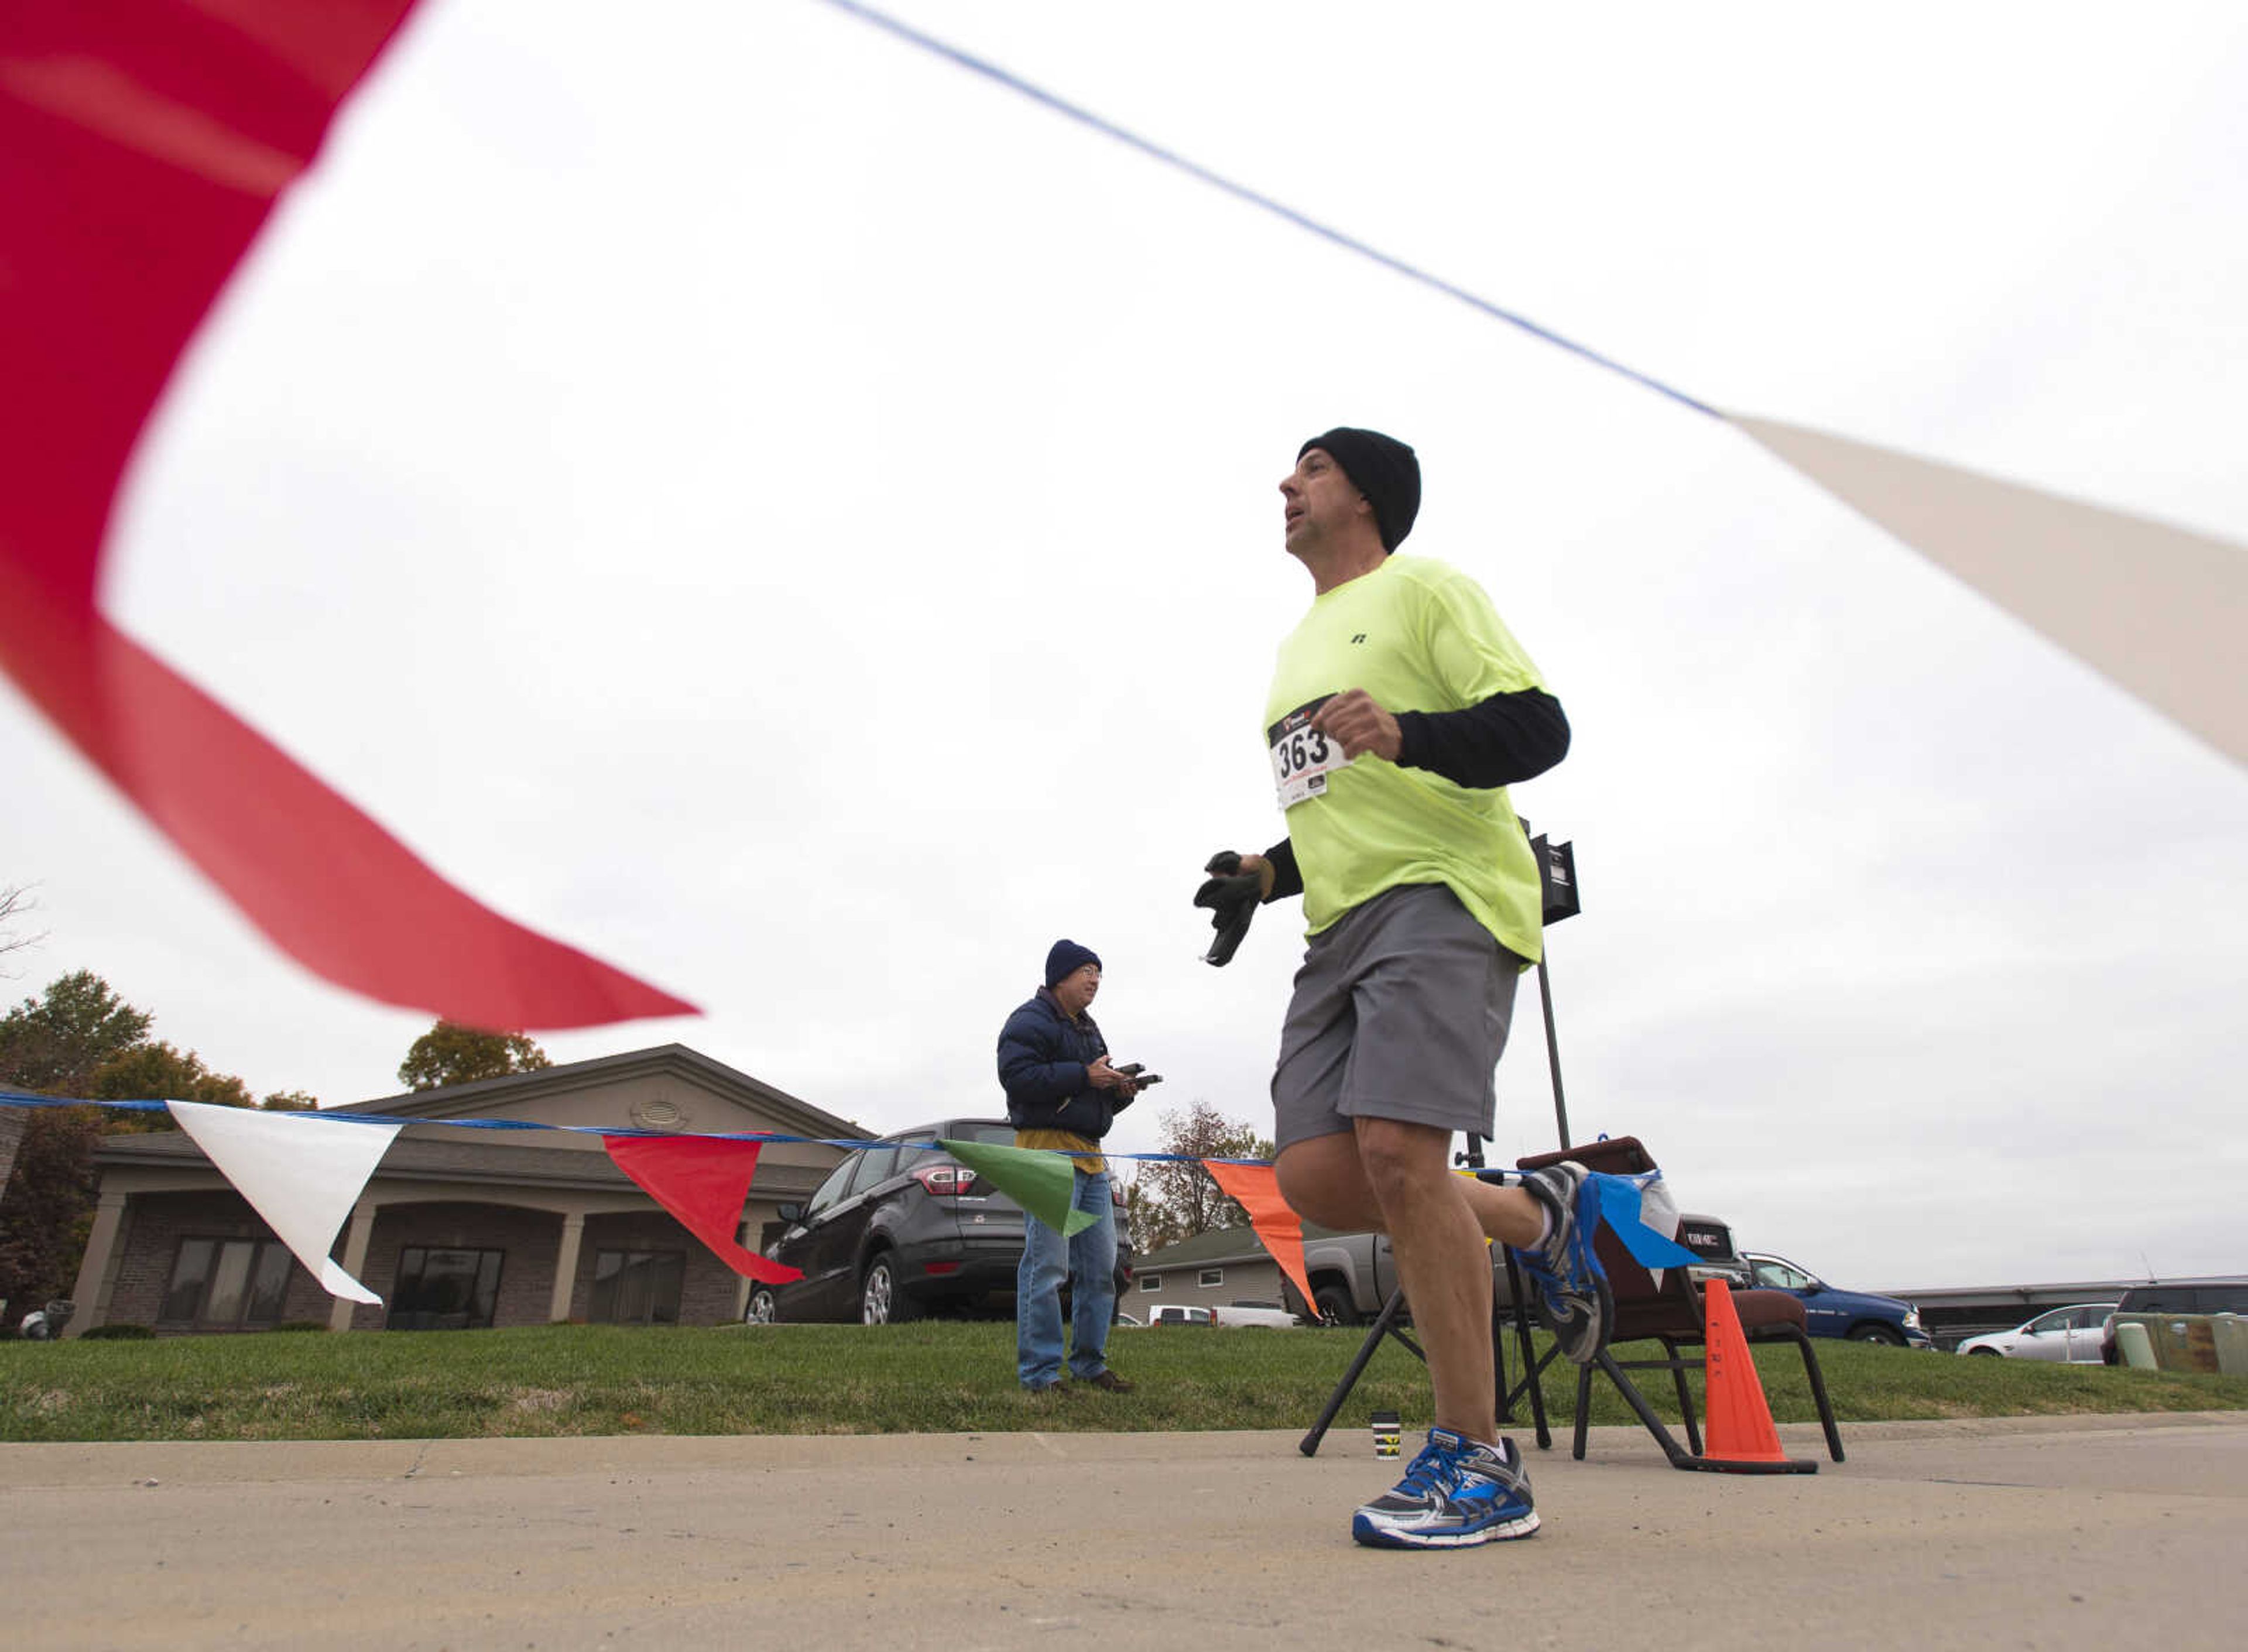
top-left (1211, 427), bottom-right (1607, 1549)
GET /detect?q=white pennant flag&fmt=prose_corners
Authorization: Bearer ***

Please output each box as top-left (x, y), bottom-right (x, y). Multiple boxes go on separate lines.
top-left (1730, 414), bottom-right (2248, 768)
top-left (167, 1102), bottom-right (403, 1304)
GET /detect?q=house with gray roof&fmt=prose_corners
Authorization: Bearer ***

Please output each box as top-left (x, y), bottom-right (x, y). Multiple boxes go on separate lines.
top-left (70, 1044), bottom-right (857, 1335)
top-left (1132, 1223), bottom-right (1307, 1319)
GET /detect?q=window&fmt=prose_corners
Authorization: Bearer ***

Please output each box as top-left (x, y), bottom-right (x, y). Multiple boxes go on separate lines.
top-left (804, 1157), bottom-right (856, 1218)
top-left (1198, 1269), bottom-right (1224, 1288)
top-left (896, 1122), bottom-right (1015, 1155)
top-left (1752, 1257), bottom-right (1814, 1291)
top-left (160, 1237), bottom-right (293, 1329)
top-left (847, 1146), bottom-right (902, 1197)
top-left (589, 1249), bottom-right (686, 1325)
top-left (1139, 1275), bottom-right (1160, 1292)
top-left (387, 1246), bottom-right (504, 1330)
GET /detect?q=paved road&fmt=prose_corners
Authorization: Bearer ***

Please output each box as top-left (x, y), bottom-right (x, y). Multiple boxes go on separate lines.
top-left (4, 1413), bottom-right (2243, 1650)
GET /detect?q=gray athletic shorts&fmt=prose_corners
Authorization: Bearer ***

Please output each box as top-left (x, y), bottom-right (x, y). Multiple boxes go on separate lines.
top-left (1270, 882), bottom-right (1524, 1153)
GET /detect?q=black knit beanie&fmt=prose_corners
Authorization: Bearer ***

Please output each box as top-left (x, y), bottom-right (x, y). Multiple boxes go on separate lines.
top-left (1299, 427), bottom-right (1420, 552)
top-left (1044, 938), bottom-right (1102, 988)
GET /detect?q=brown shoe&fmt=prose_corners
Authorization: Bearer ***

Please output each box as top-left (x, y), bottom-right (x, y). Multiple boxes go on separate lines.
top-left (1085, 1369), bottom-right (1135, 1393)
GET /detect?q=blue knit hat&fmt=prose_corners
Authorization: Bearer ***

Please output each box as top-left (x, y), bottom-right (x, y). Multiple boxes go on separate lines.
top-left (1044, 938), bottom-right (1102, 987)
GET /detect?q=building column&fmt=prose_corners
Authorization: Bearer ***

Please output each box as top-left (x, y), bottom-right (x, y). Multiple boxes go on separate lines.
top-left (328, 1201), bottom-right (378, 1334)
top-left (65, 1191), bottom-right (129, 1336)
top-left (732, 1213), bottom-right (756, 1319)
top-left (549, 1211), bottom-right (585, 1325)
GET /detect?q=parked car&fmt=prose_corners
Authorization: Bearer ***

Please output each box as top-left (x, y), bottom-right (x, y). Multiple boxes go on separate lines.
top-left (1958, 1303), bottom-right (2119, 1361)
top-left (746, 1119), bottom-right (1135, 1324)
top-left (1674, 1212), bottom-right (1754, 1291)
top-left (1744, 1252), bottom-right (1932, 1348)
top-left (2099, 1281), bottom-right (2248, 1365)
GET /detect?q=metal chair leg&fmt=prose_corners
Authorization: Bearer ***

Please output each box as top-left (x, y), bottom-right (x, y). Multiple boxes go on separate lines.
top-left (1781, 1325), bottom-right (1846, 1462)
top-left (1661, 1335), bottom-right (1703, 1458)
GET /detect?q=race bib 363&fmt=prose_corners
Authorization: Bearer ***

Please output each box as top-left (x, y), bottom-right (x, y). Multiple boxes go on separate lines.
top-left (1269, 696), bottom-right (1352, 810)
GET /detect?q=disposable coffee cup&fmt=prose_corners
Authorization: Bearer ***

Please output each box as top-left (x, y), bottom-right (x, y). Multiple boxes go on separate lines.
top-left (1370, 1410), bottom-right (1401, 1458)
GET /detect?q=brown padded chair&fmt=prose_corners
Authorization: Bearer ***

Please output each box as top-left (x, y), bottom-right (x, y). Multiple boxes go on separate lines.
top-left (1503, 1137), bottom-right (1845, 1469)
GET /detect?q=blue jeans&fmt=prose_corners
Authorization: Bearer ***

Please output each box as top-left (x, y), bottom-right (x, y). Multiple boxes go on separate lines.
top-left (1016, 1166), bottom-right (1117, 1387)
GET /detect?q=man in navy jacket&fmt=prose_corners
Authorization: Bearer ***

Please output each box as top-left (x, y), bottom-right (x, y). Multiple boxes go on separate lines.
top-left (996, 938), bottom-right (1143, 1393)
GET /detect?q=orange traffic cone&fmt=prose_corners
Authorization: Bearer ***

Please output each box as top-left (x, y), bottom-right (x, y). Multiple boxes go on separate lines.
top-left (1691, 1280), bottom-right (1817, 1475)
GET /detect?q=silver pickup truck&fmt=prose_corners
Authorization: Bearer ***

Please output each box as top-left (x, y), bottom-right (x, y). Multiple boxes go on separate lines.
top-left (1301, 1211), bottom-right (1747, 1325)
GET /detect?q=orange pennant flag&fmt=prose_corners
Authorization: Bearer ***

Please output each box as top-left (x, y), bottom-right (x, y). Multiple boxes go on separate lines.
top-left (1201, 1159), bottom-right (1319, 1321)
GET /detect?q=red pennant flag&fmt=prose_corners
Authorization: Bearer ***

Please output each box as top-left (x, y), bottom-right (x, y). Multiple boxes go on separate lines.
top-left (0, 2), bottom-right (691, 1030)
top-left (602, 1136), bottom-right (803, 1286)
top-left (1201, 1159), bottom-right (1320, 1321)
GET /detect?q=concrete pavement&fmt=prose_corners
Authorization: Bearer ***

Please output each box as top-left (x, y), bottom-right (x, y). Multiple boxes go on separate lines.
top-left (4, 1412), bottom-right (2244, 1650)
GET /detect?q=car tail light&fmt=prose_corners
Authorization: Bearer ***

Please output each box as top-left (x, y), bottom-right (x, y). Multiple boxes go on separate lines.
top-left (923, 1260), bottom-right (962, 1277)
top-left (911, 1163), bottom-right (979, 1197)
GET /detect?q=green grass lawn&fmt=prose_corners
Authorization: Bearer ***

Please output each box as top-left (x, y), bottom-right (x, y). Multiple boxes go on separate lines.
top-left (3, 1321), bottom-right (2242, 1442)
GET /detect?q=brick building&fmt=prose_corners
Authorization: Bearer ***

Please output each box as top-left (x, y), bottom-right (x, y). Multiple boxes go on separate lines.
top-left (69, 1044), bottom-right (856, 1335)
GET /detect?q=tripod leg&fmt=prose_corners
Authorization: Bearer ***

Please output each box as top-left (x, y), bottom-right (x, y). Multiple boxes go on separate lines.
top-left (1298, 1287), bottom-right (1416, 1458)
top-left (1491, 1282), bottom-right (1513, 1425)
top-left (1496, 1249), bottom-right (1553, 1451)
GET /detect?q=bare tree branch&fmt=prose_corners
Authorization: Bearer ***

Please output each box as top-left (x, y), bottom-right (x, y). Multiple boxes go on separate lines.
top-left (0, 883), bottom-right (49, 976)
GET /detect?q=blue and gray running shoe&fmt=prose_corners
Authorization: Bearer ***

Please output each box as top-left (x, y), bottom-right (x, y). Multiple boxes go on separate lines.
top-left (1510, 1161), bottom-right (1613, 1365)
top-left (1351, 1427), bottom-right (1540, 1550)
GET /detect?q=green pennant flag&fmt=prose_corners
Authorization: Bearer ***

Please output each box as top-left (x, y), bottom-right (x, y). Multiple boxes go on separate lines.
top-left (940, 1138), bottom-right (1100, 1236)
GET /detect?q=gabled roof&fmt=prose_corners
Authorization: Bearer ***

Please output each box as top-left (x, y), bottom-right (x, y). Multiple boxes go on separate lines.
top-left (1137, 1225), bottom-right (1274, 1271)
top-left (337, 1043), bottom-right (865, 1142)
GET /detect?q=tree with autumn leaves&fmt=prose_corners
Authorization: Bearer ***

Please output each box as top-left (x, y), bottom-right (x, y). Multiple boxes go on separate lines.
top-left (0, 971), bottom-right (315, 1328)
top-left (1125, 1099), bottom-right (1276, 1255)
top-left (396, 1020), bottom-right (551, 1091)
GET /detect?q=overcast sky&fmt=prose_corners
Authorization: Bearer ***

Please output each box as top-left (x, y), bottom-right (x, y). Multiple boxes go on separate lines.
top-left (5, 1), bottom-right (2244, 1293)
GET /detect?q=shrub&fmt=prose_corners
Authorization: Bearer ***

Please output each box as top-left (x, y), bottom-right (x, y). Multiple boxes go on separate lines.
top-left (265, 1320), bottom-right (330, 1334)
top-left (80, 1322), bottom-right (156, 1341)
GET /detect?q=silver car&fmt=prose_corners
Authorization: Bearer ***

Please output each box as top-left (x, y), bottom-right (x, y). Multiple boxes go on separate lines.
top-left (1957, 1302), bottom-right (2119, 1361)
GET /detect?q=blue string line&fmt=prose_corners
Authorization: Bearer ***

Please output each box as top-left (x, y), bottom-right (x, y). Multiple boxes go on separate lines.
top-left (0, 1091), bottom-right (1234, 1166)
top-left (814, 0), bottom-right (1721, 420)
top-left (0, 1092), bottom-right (1686, 1255)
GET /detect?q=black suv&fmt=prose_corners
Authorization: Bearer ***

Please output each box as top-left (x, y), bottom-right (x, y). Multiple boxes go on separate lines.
top-left (2099, 1280), bottom-right (2248, 1365)
top-left (747, 1119), bottom-right (1135, 1325)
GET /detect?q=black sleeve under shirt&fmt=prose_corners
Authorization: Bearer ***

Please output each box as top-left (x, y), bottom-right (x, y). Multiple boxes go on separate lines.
top-left (1257, 838), bottom-right (1303, 904)
top-left (1259, 688), bottom-right (1568, 902)
top-left (1394, 687), bottom-right (1571, 790)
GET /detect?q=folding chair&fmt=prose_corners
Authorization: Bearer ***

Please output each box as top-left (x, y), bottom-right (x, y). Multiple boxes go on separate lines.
top-left (1507, 1137), bottom-right (1845, 1469)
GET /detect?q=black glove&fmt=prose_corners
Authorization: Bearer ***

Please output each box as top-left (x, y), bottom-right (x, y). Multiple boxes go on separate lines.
top-left (1194, 850), bottom-right (1260, 966)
